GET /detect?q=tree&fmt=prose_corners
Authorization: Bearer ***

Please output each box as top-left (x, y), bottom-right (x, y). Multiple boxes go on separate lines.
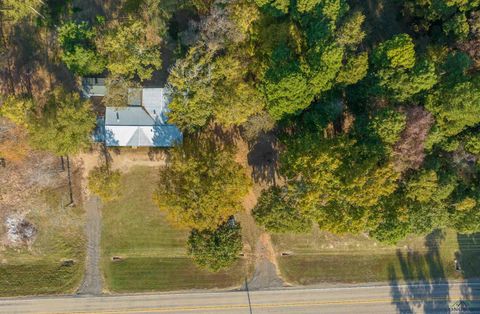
top-left (195, 0), bottom-right (248, 51)
top-left (370, 108), bottom-right (406, 146)
top-left (1, 0), bottom-right (44, 22)
top-left (253, 187), bottom-right (312, 233)
top-left (336, 52), bottom-right (369, 85)
top-left (444, 12), bottom-right (470, 39)
top-left (370, 34), bottom-right (438, 102)
top-left (451, 196), bottom-right (480, 233)
top-left (405, 170), bottom-right (439, 203)
top-left (168, 48), bottom-right (264, 130)
top-left (88, 165), bottom-right (122, 202)
top-left (306, 44), bottom-right (345, 95)
top-left (167, 48), bottom-right (215, 130)
top-left (425, 77), bottom-right (480, 147)
top-left (27, 88), bottom-right (96, 156)
top-left (264, 70), bottom-right (313, 120)
top-left (280, 131), bottom-right (399, 234)
top-left (370, 194), bottom-right (411, 244)
top-left (154, 136), bottom-right (251, 231)
top-left (58, 21), bottom-right (105, 76)
top-left (406, 169), bottom-right (456, 204)
top-left (376, 59), bottom-right (438, 102)
top-left (187, 220), bottom-right (243, 271)
top-left (336, 11), bottom-right (366, 47)
top-left (102, 76), bottom-right (137, 107)
top-left (296, 0), bottom-right (322, 13)
top-left (0, 96), bottom-right (33, 127)
top-left (98, 19), bottom-right (162, 80)
top-left (211, 56), bottom-right (265, 126)
top-left (166, 0), bottom-right (265, 131)
top-left (403, 0), bottom-right (478, 40)
top-left (373, 34), bottom-right (416, 69)
top-left (464, 132), bottom-right (480, 154)
top-left (253, 0), bottom-right (290, 14)
top-left (441, 51), bottom-right (472, 83)
top-left (257, 0), bottom-right (362, 120)
top-left (242, 111), bottom-right (275, 141)
top-left (191, 0), bottom-right (216, 14)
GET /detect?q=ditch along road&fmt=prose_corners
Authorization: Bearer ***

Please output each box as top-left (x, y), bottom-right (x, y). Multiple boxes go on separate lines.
top-left (1, 282), bottom-right (480, 314)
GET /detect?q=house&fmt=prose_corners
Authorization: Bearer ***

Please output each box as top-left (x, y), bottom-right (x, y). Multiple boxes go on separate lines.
top-left (83, 78), bottom-right (182, 148)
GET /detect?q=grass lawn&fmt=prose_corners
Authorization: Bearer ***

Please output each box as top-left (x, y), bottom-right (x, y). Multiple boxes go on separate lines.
top-left (272, 228), bottom-right (480, 285)
top-left (101, 166), bottom-right (248, 292)
top-left (0, 186), bottom-right (85, 296)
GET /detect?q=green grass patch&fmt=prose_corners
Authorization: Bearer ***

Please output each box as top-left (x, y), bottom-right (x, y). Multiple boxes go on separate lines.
top-left (0, 262), bottom-right (83, 296)
top-left (273, 229), bottom-right (480, 285)
top-left (0, 186), bottom-right (85, 296)
top-left (106, 257), bottom-right (245, 292)
top-left (101, 166), bottom-right (247, 292)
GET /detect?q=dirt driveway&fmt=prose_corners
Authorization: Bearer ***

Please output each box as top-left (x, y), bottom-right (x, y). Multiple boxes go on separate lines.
top-left (75, 147), bottom-right (167, 295)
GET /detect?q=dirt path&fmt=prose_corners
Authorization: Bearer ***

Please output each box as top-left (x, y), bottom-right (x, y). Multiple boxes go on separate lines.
top-left (246, 232), bottom-right (286, 290)
top-left (74, 150), bottom-right (165, 295)
top-left (77, 195), bottom-right (102, 295)
top-left (234, 136), bottom-right (288, 290)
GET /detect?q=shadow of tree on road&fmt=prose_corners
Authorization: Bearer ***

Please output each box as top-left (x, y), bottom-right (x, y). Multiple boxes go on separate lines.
top-left (457, 233), bottom-right (480, 311)
top-left (388, 230), bottom-right (450, 313)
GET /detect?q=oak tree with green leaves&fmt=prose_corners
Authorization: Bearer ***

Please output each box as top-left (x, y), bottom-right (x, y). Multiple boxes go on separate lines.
top-left (58, 21), bottom-right (106, 76)
top-left (0, 96), bottom-right (33, 127)
top-left (154, 135), bottom-right (251, 231)
top-left (98, 19), bottom-right (162, 81)
top-left (257, 0), bottom-right (365, 120)
top-left (370, 34), bottom-right (438, 102)
top-left (280, 130), bottom-right (399, 234)
top-left (187, 221), bottom-right (243, 271)
top-left (370, 108), bottom-right (406, 146)
top-left (253, 186), bottom-right (313, 233)
top-left (27, 88), bottom-right (96, 156)
top-left (168, 49), bottom-right (264, 130)
top-left (425, 77), bottom-right (480, 147)
top-left (88, 165), bottom-right (122, 202)
top-left (1, 0), bottom-right (44, 22)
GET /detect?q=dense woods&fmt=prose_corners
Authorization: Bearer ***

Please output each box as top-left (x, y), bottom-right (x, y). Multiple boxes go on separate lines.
top-left (3, 0), bottom-right (480, 271)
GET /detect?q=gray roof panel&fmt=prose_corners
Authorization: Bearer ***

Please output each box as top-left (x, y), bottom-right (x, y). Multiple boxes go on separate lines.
top-left (105, 107), bottom-right (154, 126)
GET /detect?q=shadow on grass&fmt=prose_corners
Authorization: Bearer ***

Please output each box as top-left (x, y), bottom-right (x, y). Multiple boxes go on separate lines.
top-left (247, 133), bottom-right (279, 185)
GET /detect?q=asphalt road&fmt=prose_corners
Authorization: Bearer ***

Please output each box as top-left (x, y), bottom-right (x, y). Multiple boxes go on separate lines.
top-left (1, 282), bottom-right (480, 314)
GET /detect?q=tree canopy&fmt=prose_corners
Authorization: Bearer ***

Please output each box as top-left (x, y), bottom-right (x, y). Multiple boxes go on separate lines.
top-left (58, 21), bottom-right (106, 76)
top-left (98, 19), bottom-right (162, 81)
top-left (5, 0), bottom-right (480, 258)
top-left (154, 135), bottom-right (250, 231)
top-left (187, 220), bottom-right (243, 271)
top-left (253, 186), bottom-right (313, 233)
top-left (88, 165), bottom-right (122, 202)
top-left (28, 90), bottom-right (95, 156)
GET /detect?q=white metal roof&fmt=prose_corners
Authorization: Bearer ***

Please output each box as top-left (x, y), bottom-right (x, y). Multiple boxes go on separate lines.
top-left (101, 88), bottom-right (182, 147)
top-left (104, 125), bottom-right (182, 147)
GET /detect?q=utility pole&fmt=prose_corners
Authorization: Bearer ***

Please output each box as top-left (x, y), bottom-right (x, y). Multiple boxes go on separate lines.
top-left (244, 277), bottom-right (253, 314)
